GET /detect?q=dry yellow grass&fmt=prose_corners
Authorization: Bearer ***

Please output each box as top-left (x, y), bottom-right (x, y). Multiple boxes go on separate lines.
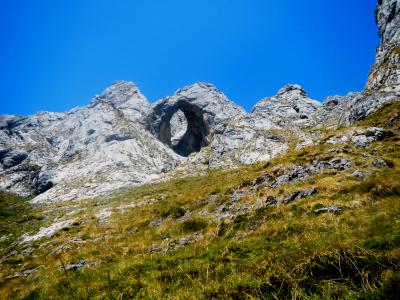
top-left (0, 101), bottom-right (399, 299)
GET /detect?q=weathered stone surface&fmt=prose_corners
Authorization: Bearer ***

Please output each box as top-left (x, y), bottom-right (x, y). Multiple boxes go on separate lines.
top-left (1, 81), bottom-right (182, 203)
top-left (283, 187), bottom-right (317, 204)
top-left (252, 84), bottom-right (322, 126)
top-left (314, 205), bottom-right (343, 214)
top-left (271, 166), bottom-right (311, 188)
top-left (366, 0), bottom-right (400, 92)
top-left (148, 83), bottom-right (244, 157)
top-left (366, 127), bottom-right (394, 140)
top-left (64, 261), bottom-right (89, 271)
top-left (270, 158), bottom-right (354, 189)
top-left (319, 0), bottom-right (400, 125)
top-left (283, 191), bottom-right (302, 204)
top-left (5, 268), bottom-right (38, 280)
top-left (0, 0), bottom-right (398, 204)
top-left (373, 159), bottom-right (389, 168)
top-left (376, 0), bottom-right (400, 45)
top-left (351, 170), bottom-right (370, 179)
top-left (325, 127), bottom-right (394, 148)
top-left (35, 174), bottom-right (54, 195)
top-left (0, 150), bottom-right (28, 169)
top-left (311, 157), bottom-right (354, 173)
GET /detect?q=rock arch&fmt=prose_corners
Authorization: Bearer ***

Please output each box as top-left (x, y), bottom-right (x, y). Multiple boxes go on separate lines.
top-left (150, 100), bottom-right (210, 157)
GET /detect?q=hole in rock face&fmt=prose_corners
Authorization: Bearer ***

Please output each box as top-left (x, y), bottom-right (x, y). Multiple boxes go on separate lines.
top-left (158, 102), bottom-right (209, 157)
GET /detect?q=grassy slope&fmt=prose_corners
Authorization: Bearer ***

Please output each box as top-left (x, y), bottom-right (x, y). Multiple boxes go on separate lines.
top-left (1, 101), bottom-right (400, 299)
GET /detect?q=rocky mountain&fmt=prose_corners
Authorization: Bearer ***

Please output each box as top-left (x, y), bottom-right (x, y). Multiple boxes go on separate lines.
top-left (0, 0), bottom-right (399, 204)
top-left (1, 1), bottom-right (400, 298)
top-left (0, 82), bottom-right (182, 203)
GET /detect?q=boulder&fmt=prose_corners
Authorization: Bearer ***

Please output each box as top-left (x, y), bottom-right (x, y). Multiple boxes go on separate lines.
top-left (314, 205), bottom-right (343, 214)
top-left (373, 159), bottom-right (389, 168)
top-left (351, 170), bottom-right (370, 179)
top-left (311, 157), bottom-right (354, 173)
top-left (283, 187), bottom-right (317, 204)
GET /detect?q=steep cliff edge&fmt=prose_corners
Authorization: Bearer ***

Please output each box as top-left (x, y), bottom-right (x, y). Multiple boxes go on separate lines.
top-left (366, 0), bottom-right (400, 92)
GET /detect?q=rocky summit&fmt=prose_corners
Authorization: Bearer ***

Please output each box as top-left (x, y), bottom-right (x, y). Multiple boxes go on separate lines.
top-left (1, 0), bottom-right (399, 204)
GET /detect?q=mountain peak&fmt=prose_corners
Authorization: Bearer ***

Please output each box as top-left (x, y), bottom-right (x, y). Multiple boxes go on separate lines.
top-left (174, 82), bottom-right (218, 96)
top-left (277, 84), bottom-right (308, 98)
top-left (253, 84), bottom-right (314, 111)
top-left (100, 80), bottom-right (140, 98)
top-left (251, 84), bottom-right (322, 123)
top-left (90, 80), bottom-right (148, 107)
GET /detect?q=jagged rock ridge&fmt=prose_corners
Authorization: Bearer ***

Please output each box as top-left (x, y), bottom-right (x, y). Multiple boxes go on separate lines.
top-left (0, 0), bottom-right (398, 203)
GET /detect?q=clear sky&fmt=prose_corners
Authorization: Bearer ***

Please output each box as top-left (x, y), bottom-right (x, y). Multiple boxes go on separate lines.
top-left (1, 0), bottom-right (379, 115)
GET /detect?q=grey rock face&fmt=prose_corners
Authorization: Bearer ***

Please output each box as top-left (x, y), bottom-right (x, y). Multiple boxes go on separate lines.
top-left (147, 83), bottom-right (299, 168)
top-left (366, 127), bottom-right (394, 139)
top-left (190, 85), bottom-right (318, 168)
top-left (148, 82), bottom-right (245, 157)
top-left (320, 92), bottom-right (398, 126)
top-left (352, 135), bottom-right (371, 148)
top-left (0, 150), bottom-right (28, 169)
top-left (367, 46), bottom-right (400, 92)
top-left (170, 109), bottom-right (188, 147)
top-left (90, 80), bottom-right (152, 126)
top-left (35, 174), bottom-right (54, 195)
top-left (5, 268), bottom-right (38, 279)
top-left (366, 0), bottom-right (400, 92)
top-left (316, 0), bottom-right (400, 125)
top-left (376, 0), bottom-right (400, 45)
top-left (0, 81), bottom-right (181, 202)
top-left (191, 112), bottom-right (289, 167)
top-left (252, 84), bottom-right (322, 126)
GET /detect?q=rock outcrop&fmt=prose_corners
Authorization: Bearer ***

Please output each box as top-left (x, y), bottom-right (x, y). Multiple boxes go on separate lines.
top-left (189, 84), bottom-right (318, 167)
top-left (252, 84), bottom-right (322, 126)
top-left (323, 0), bottom-right (400, 126)
top-left (366, 0), bottom-right (400, 93)
top-left (147, 83), bottom-right (244, 157)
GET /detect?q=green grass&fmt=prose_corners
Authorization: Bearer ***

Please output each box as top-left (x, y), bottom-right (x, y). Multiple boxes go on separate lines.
top-left (0, 192), bottom-right (44, 249)
top-left (1, 101), bottom-right (400, 299)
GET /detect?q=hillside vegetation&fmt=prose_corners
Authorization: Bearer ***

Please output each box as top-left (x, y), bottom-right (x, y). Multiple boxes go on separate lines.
top-left (1, 101), bottom-right (400, 299)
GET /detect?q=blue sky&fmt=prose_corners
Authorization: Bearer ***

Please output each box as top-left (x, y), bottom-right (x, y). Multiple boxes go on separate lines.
top-left (1, 0), bottom-right (379, 115)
